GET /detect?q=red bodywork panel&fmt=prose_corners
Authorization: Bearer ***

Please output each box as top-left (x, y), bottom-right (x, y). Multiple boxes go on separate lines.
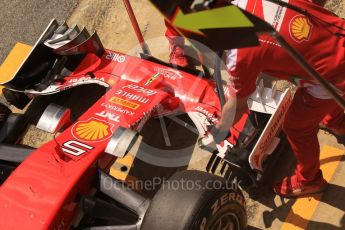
top-left (0, 50), bottom-right (246, 229)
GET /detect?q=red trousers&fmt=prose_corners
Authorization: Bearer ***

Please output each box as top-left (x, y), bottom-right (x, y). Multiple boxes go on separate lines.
top-left (282, 88), bottom-right (344, 183)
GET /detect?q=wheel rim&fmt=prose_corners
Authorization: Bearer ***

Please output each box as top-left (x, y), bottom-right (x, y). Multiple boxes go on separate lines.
top-left (210, 213), bottom-right (240, 230)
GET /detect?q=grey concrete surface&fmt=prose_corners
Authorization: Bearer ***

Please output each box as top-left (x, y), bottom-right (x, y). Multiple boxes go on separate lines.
top-left (0, 0), bottom-right (79, 64)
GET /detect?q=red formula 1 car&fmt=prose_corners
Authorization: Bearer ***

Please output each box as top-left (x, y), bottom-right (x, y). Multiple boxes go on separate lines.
top-left (0, 18), bottom-right (253, 229)
top-left (2, 0), bottom-right (341, 229)
top-left (0, 13), bottom-right (292, 229)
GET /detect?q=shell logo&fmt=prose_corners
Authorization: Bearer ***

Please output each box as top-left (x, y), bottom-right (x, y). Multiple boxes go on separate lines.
top-left (289, 15), bottom-right (313, 43)
top-left (72, 118), bottom-right (112, 142)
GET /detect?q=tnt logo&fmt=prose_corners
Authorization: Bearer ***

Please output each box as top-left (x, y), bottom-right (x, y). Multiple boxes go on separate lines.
top-left (95, 111), bottom-right (120, 122)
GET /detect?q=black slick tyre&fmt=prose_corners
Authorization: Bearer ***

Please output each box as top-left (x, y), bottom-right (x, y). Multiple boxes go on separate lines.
top-left (142, 170), bottom-right (247, 230)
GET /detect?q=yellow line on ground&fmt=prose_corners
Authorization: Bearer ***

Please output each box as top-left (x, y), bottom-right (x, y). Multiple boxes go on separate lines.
top-left (0, 43), bottom-right (32, 93)
top-left (109, 136), bottom-right (142, 182)
top-left (281, 145), bottom-right (345, 230)
top-left (110, 154), bottom-right (136, 181)
top-left (110, 153), bottom-right (143, 192)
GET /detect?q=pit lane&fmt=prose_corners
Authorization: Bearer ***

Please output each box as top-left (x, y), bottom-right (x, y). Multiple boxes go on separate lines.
top-left (0, 0), bottom-right (344, 229)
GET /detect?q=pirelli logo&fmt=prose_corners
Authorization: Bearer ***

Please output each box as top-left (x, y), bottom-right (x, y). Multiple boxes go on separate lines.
top-left (109, 96), bottom-right (140, 110)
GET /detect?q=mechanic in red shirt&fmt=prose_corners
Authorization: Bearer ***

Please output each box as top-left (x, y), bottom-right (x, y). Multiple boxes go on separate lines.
top-left (166, 0), bottom-right (344, 197)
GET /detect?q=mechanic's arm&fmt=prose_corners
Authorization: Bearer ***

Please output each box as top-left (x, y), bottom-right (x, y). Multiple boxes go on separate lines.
top-left (215, 96), bottom-right (248, 132)
top-left (200, 95), bottom-right (248, 146)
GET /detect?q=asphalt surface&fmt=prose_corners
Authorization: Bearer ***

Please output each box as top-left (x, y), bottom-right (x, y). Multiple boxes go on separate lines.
top-left (0, 0), bottom-right (79, 64)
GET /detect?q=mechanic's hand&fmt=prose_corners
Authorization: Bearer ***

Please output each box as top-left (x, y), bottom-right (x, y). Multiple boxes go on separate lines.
top-left (198, 125), bottom-right (230, 150)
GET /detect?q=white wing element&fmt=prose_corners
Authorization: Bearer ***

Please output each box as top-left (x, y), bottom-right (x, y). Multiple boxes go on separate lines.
top-left (248, 86), bottom-right (293, 171)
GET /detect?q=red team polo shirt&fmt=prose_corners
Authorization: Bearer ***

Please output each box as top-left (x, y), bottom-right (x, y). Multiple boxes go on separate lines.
top-left (228, 0), bottom-right (345, 99)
